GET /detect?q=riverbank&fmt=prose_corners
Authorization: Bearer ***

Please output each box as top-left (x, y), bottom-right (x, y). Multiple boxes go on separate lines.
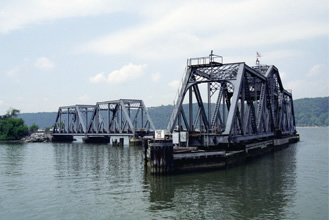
top-left (296, 126), bottom-right (329, 128)
top-left (21, 132), bottom-right (50, 143)
top-left (0, 139), bottom-right (23, 143)
top-left (0, 132), bottom-right (51, 143)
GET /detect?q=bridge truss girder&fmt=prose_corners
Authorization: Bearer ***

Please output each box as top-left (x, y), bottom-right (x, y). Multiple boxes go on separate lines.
top-left (52, 99), bottom-right (155, 137)
top-left (53, 105), bottom-right (96, 135)
top-left (167, 56), bottom-right (296, 146)
top-left (87, 99), bottom-right (155, 136)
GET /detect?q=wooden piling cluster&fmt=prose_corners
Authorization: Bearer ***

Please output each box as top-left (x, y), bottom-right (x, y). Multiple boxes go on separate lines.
top-left (148, 141), bottom-right (174, 175)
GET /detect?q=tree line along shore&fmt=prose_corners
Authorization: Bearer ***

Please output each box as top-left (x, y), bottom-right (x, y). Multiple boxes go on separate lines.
top-left (0, 97), bottom-right (328, 141)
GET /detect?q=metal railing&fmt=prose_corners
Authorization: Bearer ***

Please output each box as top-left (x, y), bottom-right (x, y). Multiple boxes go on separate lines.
top-left (187, 54), bottom-right (223, 66)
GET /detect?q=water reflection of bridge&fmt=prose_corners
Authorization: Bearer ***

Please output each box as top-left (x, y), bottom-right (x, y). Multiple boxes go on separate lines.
top-left (52, 99), bottom-right (155, 142)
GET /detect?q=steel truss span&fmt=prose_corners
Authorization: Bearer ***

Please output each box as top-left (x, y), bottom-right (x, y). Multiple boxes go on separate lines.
top-left (167, 54), bottom-right (296, 147)
top-left (52, 99), bottom-right (155, 137)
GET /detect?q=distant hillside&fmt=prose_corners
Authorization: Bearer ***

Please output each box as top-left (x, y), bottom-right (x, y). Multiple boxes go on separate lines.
top-left (148, 105), bottom-right (173, 129)
top-left (18, 97), bottom-right (328, 129)
top-left (19, 112), bottom-right (57, 128)
top-left (293, 97), bottom-right (328, 127)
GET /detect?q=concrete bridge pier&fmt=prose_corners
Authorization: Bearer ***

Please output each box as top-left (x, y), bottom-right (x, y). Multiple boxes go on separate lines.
top-left (51, 135), bottom-right (74, 142)
top-left (82, 136), bottom-right (110, 144)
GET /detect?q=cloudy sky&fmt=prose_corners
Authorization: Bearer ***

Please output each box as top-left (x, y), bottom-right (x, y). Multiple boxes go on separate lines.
top-left (0, 0), bottom-right (328, 114)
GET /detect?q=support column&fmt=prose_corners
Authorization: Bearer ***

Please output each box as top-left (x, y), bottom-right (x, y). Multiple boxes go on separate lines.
top-left (82, 136), bottom-right (110, 143)
top-left (51, 135), bottom-right (74, 142)
top-left (208, 82), bottom-right (211, 130)
top-left (189, 87), bottom-right (193, 131)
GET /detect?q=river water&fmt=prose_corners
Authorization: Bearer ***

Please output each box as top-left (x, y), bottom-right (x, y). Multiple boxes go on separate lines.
top-left (0, 127), bottom-right (328, 219)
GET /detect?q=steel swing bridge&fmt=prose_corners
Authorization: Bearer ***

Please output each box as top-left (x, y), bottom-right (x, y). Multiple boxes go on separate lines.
top-left (52, 52), bottom-right (297, 147)
top-left (52, 99), bottom-right (155, 139)
top-left (167, 52), bottom-right (296, 147)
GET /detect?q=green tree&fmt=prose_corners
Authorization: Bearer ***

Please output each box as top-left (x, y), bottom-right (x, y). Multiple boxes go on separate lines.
top-left (29, 123), bottom-right (39, 134)
top-left (0, 108), bottom-right (28, 140)
top-left (9, 108), bottom-right (20, 117)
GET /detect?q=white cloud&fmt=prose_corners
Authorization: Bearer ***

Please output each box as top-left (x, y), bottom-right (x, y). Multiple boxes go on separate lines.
top-left (0, 0), bottom-right (327, 112)
top-left (279, 71), bottom-right (287, 80)
top-left (285, 63), bottom-right (329, 98)
top-left (307, 64), bottom-right (324, 77)
top-left (0, 0), bottom-right (124, 34)
top-left (151, 72), bottom-right (160, 82)
top-left (261, 50), bottom-right (303, 61)
top-left (34, 57), bottom-right (54, 70)
top-left (6, 66), bottom-right (20, 77)
top-left (107, 63), bottom-right (146, 83)
top-left (89, 72), bottom-right (106, 83)
top-left (168, 80), bottom-right (180, 90)
top-left (81, 0), bottom-right (328, 60)
top-left (89, 63), bottom-right (147, 84)
top-left (285, 80), bottom-right (305, 94)
top-left (79, 95), bottom-right (90, 102)
top-left (284, 74), bottom-right (329, 99)
top-left (224, 49), bottom-right (304, 65)
top-left (0, 0), bottom-right (170, 34)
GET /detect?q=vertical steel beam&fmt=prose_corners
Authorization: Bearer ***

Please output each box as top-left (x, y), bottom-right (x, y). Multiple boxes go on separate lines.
top-left (59, 110), bottom-right (62, 132)
top-left (193, 84), bottom-right (209, 130)
top-left (119, 100), bottom-right (135, 133)
top-left (141, 105), bottom-right (143, 129)
top-left (208, 82), bottom-right (211, 129)
top-left (223, 87), bottom-right (226, 128)
top-left (241, 80), bottom-right (245, 134)
top-left (107, 104), bottom-right (110, 133)
top-left (189, 87), bottom-right (193, 131)
top-left (67, 108), bottom-right (69, 133)
top-left (140, 100), bottom-right (156, 130)
top-left (85, 108), bottom-right (88, 134)
top-left (223, 63), bottom-right (245, 135)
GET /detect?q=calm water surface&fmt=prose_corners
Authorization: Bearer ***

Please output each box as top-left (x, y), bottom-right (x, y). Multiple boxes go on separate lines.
top-left (0, 128), bottom-right (328, 219)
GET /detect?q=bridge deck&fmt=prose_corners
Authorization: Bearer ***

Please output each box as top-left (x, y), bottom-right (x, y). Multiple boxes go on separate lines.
top-left (52, 133), bottom-right (135, 136)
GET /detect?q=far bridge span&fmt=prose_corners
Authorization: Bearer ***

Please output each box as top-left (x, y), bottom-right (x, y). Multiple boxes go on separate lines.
top-left (51, 99), bottom-right (155, 143)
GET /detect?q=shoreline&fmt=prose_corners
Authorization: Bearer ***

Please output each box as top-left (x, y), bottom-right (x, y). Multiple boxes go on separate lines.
top-left (296, 126), bottom-right (329, 128)
top-left (0, 139), bottom-right (23, 143)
